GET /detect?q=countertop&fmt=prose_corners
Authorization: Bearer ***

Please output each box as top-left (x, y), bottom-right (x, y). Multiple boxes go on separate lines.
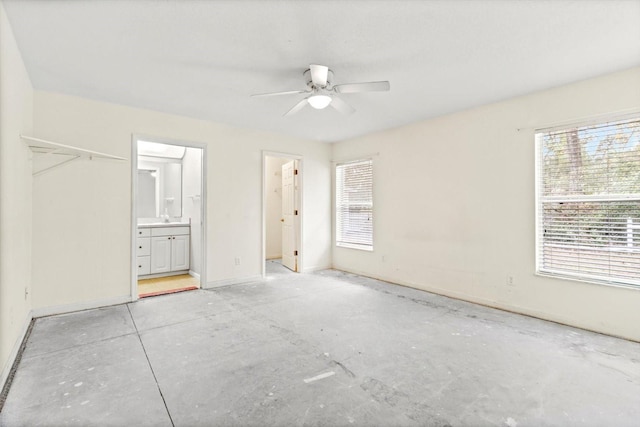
top-left (137, 222), bottom-right (190, 228)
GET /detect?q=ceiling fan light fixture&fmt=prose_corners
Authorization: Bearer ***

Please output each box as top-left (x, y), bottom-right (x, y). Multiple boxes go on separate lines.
top-left (307, 94), bottom-right (332, 109)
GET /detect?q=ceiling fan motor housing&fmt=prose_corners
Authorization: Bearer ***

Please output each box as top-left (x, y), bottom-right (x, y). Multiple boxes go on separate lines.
top-left (304, 68), bottom-right (334, 89)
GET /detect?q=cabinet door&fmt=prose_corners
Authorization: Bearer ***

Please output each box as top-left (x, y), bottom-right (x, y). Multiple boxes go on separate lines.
top-left (171, 235), bottom-right (190, 271)
top-left (137, 256), bottom-right (151, 276)
top-left (151, 236), bottom-right (172, 274)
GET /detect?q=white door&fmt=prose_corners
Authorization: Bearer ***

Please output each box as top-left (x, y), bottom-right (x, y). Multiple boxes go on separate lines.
top-left (151, 236), bottom-right (171, 274)
top-left (281, 161), bottom-right (297, 271)
top-left (171, 235), bottom-right (190, 271)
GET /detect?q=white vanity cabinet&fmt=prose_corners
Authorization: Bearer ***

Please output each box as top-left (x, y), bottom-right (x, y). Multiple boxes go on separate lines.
top-left (150, 236), bottom-right (172, 273)
top-left (170, 234), bottom-right (190, 271)
top-left (136, 228), bottom-right (151, 275)
top-left (137, 225), bottom-right (190, 277)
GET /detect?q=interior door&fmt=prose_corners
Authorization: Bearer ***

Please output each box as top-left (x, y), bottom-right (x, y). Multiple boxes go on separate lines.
top-left (281, 160), bottom-right (297, 271)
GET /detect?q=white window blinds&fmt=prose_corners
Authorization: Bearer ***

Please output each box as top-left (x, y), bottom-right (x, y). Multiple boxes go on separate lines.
top-left (336, 160), bottom-right (373, 250)
top-left (536, 117), bottom-right (640, 287)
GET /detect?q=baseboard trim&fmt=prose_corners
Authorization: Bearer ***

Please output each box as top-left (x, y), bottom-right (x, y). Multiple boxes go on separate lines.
top-left (204, 275), bottom-right (263, 289)
top-left (188, 270), bottom-right (201, 280)
top-left (302, 264), bottom-right (331, 273)
top-left (32, 295), bottom-right (132, 318)
top-left (332, 266), bottom-right (640, 343)
top-left (1, 310), bottom-right (33, 396)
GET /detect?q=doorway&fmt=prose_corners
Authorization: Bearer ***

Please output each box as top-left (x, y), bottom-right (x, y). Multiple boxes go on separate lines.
top-left (131, 136), bottom-right (207, 299)
top-left (263, 152), bottom-right (302, 276)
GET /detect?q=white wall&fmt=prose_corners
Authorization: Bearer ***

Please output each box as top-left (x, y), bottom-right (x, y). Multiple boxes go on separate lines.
top-left (182, 146), bottom-right (203, 274)
top-left (0, 1), bottom-right (33, 387)
top-left (332, 67), bottom-right (640, 342)
top-left (31, 91), bottom-right (332, 310)
top-left (265, 156), bottom-right (288, 259)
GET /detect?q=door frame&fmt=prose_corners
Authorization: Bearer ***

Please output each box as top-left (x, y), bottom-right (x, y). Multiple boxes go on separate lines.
top-left (130, 134), bottom-right (208, 300)
top-left (262, 151), bottom-right (303, 277)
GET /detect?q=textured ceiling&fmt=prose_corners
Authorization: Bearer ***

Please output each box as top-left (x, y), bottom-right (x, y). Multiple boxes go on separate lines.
top-left (4, 0), bottom-right (640, 142)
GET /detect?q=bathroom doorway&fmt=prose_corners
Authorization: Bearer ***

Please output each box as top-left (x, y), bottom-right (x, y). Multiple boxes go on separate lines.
top-left (131, 136), bottom-right (207, 299)
top-left (263, 152), bottom-right (302, 276)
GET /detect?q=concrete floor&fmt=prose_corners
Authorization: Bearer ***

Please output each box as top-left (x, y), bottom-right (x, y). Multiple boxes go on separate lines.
top-left (1, 261), bottom-right (639, 426)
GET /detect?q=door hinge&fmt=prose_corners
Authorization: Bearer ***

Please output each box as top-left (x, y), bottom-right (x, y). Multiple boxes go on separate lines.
top-left (294, 209), bottom-right (298, 215)
top-left (294, 169), bottom-right (298, 175)
top-left (294, 250), bottom-right (298, 256)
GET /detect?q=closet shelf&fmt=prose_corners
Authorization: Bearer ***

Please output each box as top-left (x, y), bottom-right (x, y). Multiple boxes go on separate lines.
top-left (21, 135), bottom-right (127, 176)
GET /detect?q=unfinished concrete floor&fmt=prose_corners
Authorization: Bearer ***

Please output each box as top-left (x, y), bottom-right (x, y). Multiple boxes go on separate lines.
top-left (1, 261), bottom-right (639, 426)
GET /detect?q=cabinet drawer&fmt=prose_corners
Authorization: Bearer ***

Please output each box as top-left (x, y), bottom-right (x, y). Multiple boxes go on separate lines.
top-left (137, 228), bottom-right (151, 238)
top-left (137, 237), bottom-right (150, 256)
top-left (137, 256), bottom-right (151, 275)
top-left (151, 226), bottom-right (190, 237)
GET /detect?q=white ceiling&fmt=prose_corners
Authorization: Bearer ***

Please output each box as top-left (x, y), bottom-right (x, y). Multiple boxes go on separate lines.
top-left (4, 0), bottom-right (640, 143)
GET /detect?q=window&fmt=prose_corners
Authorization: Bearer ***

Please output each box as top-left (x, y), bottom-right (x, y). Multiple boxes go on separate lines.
top-left (336, 159), bottom-right (373, 250)
top-left (536, 117), bottom-right (640, 287)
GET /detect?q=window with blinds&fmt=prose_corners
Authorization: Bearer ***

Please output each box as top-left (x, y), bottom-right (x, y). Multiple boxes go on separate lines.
top-left (336, 159), bottom-right (373, 250)
top-left (536, 117), bottom-right (640, 287)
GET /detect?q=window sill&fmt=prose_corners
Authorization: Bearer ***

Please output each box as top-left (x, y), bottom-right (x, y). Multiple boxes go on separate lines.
top-left (535, 270), bottom-right (640, 291)
top-left (336, 243), bottom-right (373, 252)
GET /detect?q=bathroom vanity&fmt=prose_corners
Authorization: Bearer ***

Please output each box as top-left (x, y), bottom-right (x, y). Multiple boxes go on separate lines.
top-left (137, 223), bottom-right (190, 277)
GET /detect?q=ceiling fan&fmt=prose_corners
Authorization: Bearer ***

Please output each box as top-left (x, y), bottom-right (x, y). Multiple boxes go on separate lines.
top-left (251, 64), bottom-right (390, 116)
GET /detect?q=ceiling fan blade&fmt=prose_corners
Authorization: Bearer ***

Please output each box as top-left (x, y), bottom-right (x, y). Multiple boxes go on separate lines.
top-left (333, 81), bottom-right (390, 94)
top-left (329, 96), bottom-right (355, 115)
top-left (251, 90), bottom-right (308, 98)
top-left (284, 98), bottom-right (309, 116)
top-left (309, 64), bottom-right (329, 87)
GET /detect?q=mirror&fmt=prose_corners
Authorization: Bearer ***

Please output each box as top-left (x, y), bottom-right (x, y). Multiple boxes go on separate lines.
top-left (137, 169), bottom-right (157, 217)
top-left (163, 163), bottom-right (182, 217)
top-left (137, 158), bottom-right (182, 220)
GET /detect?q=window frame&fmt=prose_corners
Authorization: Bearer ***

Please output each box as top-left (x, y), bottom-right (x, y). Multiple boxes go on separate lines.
top-left (534, 116), bottom-right (640, 289)
top-left (335, 159), bottom-right (374, 252)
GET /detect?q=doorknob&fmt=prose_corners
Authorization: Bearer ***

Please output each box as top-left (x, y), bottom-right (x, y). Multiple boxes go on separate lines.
top-left (280, 218), bottom-right (284, 222)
